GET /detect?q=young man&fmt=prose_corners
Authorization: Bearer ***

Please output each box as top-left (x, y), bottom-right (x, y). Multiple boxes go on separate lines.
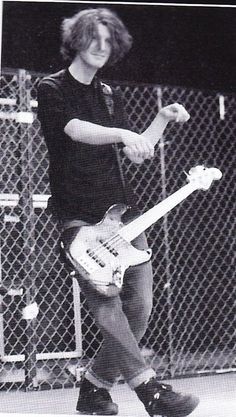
top-left (37, 8), bottom-right (199, 417)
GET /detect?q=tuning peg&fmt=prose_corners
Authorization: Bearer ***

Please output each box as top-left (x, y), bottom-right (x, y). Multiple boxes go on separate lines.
top-left (208, 168), bottom-right (222, 180)
top-left (185, 165), bottom-right (222, 190)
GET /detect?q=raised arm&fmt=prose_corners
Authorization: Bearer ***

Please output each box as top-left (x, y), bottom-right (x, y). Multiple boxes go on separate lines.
top-left (143, 103), bottom-right (190, 145)
top-left (123, 103), bottom-right (190, 164)
top-left (64, 119), bottom-right (155, 160)
top-left (37, 79), bottom-right (155, 161)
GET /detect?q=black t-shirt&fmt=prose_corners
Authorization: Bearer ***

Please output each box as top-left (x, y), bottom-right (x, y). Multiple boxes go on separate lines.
top-left (37, 69), bottom-right (137, 223)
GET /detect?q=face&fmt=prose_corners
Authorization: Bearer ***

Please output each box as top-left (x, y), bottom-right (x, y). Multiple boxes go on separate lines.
top-left (79, 23), bottom-right (112, 70)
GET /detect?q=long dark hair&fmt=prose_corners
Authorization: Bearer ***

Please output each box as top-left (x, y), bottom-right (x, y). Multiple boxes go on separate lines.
top-left (60, 8), bottom-right (133, 66)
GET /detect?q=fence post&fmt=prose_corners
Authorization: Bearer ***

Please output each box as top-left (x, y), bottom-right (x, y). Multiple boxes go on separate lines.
top-left (18, 69), bottom-right (38, 390)
top-left (218, 94), bottom-right (225, 120)
top-left (157, 86), bottom-right (174, 378)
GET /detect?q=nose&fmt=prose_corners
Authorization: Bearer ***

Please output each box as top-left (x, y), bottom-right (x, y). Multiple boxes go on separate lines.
top-left (97, 37), bottom-right (106, 51)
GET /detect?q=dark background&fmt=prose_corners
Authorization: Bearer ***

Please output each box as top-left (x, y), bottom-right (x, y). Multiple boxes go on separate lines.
top-left (2, 1), bottom-right (236, 93)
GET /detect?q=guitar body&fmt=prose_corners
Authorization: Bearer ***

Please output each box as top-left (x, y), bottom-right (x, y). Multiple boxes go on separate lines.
top-left (61, 166), bottom-right (222, 297)
top-left (64, 204), bottom-right (152, 297)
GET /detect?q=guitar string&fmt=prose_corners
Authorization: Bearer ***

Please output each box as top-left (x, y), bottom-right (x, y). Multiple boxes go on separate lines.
top-left (75, 177), bottom-right (211, 264)
top-left (84, 205), bottom-right (156, 260)
top-left (87, 233), bottom-right (127, 261)
top-left (88, 196), bottom-right (166, 260)
top-left (87, 212), bottom-right (152, 261)
top-left (78, 206), bottom-right (157, 262)
top-left (71, 222), bottom-right (133, 266)
top-left (77, 195), bottom-right (176, 262)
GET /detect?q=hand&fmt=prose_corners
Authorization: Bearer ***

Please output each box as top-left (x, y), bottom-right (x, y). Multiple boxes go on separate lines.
top-left (159, 103), bottom-right (190, 123)
top-left (123, 146), bottom-right (146, 164)
top-left (120, 130), bottom-right (155, 162)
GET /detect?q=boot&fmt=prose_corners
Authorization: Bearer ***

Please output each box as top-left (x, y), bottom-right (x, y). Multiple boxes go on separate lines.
top-left (135, 377), bottom-right (199, 417)
top-left (76, 377), bottom-right (118, 415)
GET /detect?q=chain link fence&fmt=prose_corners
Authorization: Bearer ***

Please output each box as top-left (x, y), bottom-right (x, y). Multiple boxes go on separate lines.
top-left (0, 68), bottom-right (235, 392)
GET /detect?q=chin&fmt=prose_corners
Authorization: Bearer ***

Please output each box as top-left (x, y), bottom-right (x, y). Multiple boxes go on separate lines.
top-left (92, 63), bottom-right (107, 71)
top-left (92, 57), bottom-right (108, 67)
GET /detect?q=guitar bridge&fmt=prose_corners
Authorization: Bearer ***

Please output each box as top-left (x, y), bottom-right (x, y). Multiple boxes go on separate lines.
top-left (86, 249), bottom-right (105, 267)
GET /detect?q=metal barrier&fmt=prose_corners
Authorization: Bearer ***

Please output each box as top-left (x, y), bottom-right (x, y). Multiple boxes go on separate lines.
top-left (0, 68), bottom-right (235, 391)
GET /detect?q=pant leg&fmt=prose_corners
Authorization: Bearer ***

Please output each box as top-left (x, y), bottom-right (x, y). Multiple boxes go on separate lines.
top-left (84, 232), bottom-right (155, 389)
top-left (121, 232), bottom-right (153, 341)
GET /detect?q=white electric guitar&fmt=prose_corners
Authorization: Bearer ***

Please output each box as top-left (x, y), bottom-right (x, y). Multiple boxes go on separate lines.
top-left (62, 166), bottom-right (222, 297)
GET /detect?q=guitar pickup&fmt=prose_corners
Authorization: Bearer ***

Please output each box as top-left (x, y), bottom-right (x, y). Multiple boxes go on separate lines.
top-left (99, 239), bottom-right (119, 257)
top-left (86, 249), bottom-right (105, 267)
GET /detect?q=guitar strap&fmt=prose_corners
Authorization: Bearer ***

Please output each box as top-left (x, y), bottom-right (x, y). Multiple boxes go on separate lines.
top-left (100, 81), bottom-right (128, 202)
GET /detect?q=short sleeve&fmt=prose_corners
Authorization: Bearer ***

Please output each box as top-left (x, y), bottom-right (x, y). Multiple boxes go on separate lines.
top-left (37, 80), bottom-right (74, 137)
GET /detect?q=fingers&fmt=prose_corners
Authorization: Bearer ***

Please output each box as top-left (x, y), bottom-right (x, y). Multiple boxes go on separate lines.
top-left (132, 137), bottom-right (154, 161)
top-left (123, 146), bottom-right (144, 164)
top-left (161, 103), bottom-right (190, 123)
top-left (123, 138), bottom-right (154, 164)
top-left (121, 130), bottom-right (155, 161)
top-left (134, 136), bottom-right (155, 160)
top-left (174, 103), bottom-right (190, 123)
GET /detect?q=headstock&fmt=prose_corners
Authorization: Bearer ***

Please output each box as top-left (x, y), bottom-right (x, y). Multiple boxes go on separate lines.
top-left (186, 165), bottom-right (222, 190)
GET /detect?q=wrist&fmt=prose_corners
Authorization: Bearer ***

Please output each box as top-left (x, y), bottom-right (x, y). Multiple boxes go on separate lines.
top-left (157, 110), bottom-right (172, 124)
top-left (116, 128), bottom-right (136, 146)
top-left (111, 127), bottom-right (125, 144)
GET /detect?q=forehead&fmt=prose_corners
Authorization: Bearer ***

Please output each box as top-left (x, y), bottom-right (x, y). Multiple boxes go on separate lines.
top-left (94, 22), bottom-right (111, 38)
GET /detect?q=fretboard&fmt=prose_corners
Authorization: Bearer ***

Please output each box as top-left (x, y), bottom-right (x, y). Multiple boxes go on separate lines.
top-left (118, 182), bottom-right (196, 242)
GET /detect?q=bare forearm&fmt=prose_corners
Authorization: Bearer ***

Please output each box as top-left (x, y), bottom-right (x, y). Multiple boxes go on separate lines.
top-left (142, 103), bottom-right (190, 146)
top-left (64, 118), bottom-right (155, 153)
top-left (142, 113), bottom-right (169, 145)
top-left (64, 118), bottom-right (122, 145)
top-left (124, 103), bottom-right (190, 164)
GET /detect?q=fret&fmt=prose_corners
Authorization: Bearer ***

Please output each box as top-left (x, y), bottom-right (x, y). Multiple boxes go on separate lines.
top-left (118, 183), bottom-right (196, 242)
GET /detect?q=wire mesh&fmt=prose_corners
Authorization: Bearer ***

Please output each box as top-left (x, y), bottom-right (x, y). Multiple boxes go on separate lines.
top-left (0, 69), bottom-right (235, 392)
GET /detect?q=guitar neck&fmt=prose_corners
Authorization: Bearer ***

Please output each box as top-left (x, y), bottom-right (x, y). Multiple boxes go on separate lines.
top-left (118, 182), bottom-right (196, 242)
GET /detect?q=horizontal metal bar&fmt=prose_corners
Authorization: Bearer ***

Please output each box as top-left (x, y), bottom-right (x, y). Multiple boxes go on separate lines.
top-left (0, 111), bottom-right (34, 123)
top-left (0, 98), bottom-right (38, 107)
top-left (0, 98), bottom-right (16, 105)
top-left (0, 193), bottom-right (50, 208)
top-left (1, 350), bottom-right (82, 362)
top-left (197, 367), bottom-right (236, 375)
